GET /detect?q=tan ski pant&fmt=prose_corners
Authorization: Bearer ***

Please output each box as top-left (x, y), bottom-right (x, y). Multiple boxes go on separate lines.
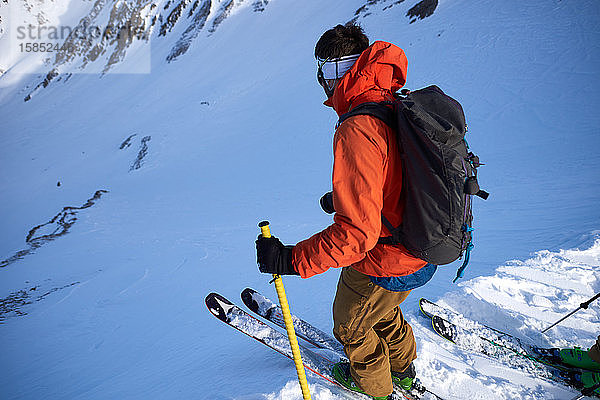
top-left (333, 267), bottom-right (417, 397)
top-left (589, 335), bottom-right (600, 363)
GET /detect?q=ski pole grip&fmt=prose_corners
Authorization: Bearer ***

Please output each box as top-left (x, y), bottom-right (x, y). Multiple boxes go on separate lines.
top-left (259, 221), bottom-right (272, 238)
top-left (257, 221), bottom-right (311, 400)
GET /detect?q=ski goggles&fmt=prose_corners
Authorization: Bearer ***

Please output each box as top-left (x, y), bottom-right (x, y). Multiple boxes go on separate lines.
top-left (316, 54), bottom-right (360, 80)
top-left (316, 54), bottom-right (360, 97)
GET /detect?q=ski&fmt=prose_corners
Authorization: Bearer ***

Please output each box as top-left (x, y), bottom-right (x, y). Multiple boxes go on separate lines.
top-left (419, 298), bottom-right (591, 394)
top-left (420, 298), bottom-right (548, 357)
top-left (419, 298), bottom-right (596, 372)
top-left (241, 287), bottom-right (344, 353)
top-left (206, 292), bottom-right (418, 400)
top-left (240, 288), bottom-right (443, 400)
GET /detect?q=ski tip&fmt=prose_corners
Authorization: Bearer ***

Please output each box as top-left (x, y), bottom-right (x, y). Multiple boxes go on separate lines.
top-left (242, 288), bottom-right (257, 295)
top-left (419, 298), bottom-right (433, 319)
top-left (241, 288), bottom-right (261, 313)
top-left (431, 315), bottom-right (456, 344)
top-left (205, 292), bottom-right (234, 322)
top-left (419, 298), bottom-right (434, 306)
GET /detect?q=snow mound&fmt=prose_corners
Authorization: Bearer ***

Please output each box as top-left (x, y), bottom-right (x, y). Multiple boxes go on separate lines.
top-left (441, 236), bottom-right (600, 349)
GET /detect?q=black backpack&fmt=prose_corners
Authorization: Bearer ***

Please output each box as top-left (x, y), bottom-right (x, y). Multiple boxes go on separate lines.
top-left (338, 85), bottom-right (488, 281)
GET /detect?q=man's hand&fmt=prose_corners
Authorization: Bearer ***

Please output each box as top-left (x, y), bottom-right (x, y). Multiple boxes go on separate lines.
top-left (256, 236), bottom-right (298, 275)
top-left (320, 191), bottom-right (335, 214)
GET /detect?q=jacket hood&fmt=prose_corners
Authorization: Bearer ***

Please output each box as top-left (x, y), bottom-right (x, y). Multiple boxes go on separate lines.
top-left (325, 41), bottom-right (408, 116)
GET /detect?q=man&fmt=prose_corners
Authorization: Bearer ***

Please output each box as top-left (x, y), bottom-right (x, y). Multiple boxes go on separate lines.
top-left (561, 336), bottom-right (600, 396)
top-left (585, 337), bottom-right (600, 395)
top-left (590, 336), bottom-right (600, 364)
top-left (256, 23), bottom-right (437, 400)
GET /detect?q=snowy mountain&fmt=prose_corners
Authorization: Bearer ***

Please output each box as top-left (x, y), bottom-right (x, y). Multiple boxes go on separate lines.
top-left (1, 0), bottom-right (599, 399)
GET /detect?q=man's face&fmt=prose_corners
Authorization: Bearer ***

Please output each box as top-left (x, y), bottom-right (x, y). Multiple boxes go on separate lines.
top-left (320, 79), bottom-right (338, 98)
top-left (317, 62), bottom-right (337, 98)
top-left (317, 54), bottom-right (360, 99)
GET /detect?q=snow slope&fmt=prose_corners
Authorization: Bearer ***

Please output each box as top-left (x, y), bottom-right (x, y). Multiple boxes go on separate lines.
top-left (1, 0), bottom-right (599, 399)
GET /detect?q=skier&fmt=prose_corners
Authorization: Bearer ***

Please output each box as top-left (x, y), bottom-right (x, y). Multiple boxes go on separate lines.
top-left (256, 23), bottom-right (437, 400)
top-left (561, 336), bottom-right (600, 396)
top-left (584, 337), bottom-right (600, 395)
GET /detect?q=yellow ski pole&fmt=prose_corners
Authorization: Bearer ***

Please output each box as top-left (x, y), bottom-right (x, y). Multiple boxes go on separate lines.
top-left (258, 221), bottom-right (312, 400)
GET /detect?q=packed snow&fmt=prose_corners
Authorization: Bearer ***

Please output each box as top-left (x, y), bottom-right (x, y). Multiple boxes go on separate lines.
top-left (1, 0), bottom-right (599, 399)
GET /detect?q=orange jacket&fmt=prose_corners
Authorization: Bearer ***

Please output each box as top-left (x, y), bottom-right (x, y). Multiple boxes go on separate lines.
top-left (292, 41), bottom-right (427, 279)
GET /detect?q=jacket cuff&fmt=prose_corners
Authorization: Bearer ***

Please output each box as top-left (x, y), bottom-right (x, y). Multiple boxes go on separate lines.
top-left (282, 246), bottom-right (299, 276)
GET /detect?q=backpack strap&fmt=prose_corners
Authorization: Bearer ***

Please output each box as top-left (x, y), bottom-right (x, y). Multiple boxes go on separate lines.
top-left (337, 101), bottom-right (403, 245)
top-left (379, 216), bottom-right (399, 244)
top-left (337, 102), bottom-right (396, 129)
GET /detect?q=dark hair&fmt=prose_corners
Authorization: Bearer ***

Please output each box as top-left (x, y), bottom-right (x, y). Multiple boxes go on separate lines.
top-left (314, 23), bottom-right (369, 60)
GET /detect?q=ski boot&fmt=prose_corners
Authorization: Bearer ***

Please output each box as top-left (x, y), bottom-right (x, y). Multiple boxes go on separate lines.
top-left (331, 361), bottom-right (390, 400)
top-left (559, 347), bottom-right (600, 371)
top-left (580, 371), bottom-right (600, 397)
top-left (391, 362), bottom-right (416, 391)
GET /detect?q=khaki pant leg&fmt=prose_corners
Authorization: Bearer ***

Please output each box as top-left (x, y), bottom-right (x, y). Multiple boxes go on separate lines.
top-left (333, 267), bottom-right (416, 397)
top-left (589, 335), bottom-right (600, 363)
top-left (343, 326), bottom-right (392, 396)
top-left (373, 302), bottom-right (417, 373)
